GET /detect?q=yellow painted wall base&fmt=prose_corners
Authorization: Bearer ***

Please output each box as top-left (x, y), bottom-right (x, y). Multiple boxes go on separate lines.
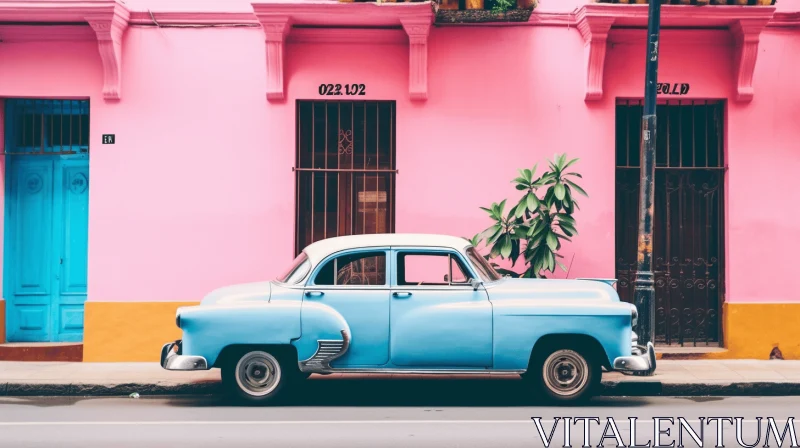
top-left (81, 301), bottom-right (800, 362)
top-left (83, 301), bottom-right (199, 362)
top-left (711, 302), bottom-right (800, 360)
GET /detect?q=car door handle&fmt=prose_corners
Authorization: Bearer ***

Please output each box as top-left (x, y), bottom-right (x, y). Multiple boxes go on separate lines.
top-left (305, 291), bottom-right (324, 298)
top-left (392, 292), bottom-right (412, 298)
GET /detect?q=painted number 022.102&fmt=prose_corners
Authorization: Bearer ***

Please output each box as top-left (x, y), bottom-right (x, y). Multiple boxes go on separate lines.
top-left (318, 84), bottom-right (365, 96)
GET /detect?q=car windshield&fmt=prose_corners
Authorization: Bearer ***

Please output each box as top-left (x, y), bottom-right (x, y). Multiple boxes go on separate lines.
top-left (465, 246), bottom-right (502, 282)
top-left (276, 252), bottom-right (311, 284)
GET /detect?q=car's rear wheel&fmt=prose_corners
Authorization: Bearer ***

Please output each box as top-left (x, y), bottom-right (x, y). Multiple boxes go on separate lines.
top-left (222, 350), bottom-right (288, 405)
top-left (527, 345), bottom-right (600, 404)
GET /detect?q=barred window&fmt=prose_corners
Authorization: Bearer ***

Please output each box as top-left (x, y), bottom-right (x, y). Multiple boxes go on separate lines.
top-left (4, 99), bottom-right (89, 155)
top-left (295, 101), bottom-right (396, 254)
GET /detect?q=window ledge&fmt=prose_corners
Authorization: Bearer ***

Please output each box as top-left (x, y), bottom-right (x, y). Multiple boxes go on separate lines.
top-left (252, 1), bottom-right (434, 102)
top-left (435, 8), bottom-right (534, 24)
top-left (576, 3), bottom-right (776, 102)
top-left (0, 0), bottom-right (130, 101)
top-left (593, 0), bottom-right (775, 5)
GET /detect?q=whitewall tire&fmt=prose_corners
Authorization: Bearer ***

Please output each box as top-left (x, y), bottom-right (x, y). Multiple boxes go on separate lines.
top-left (528, 346), bottom-right (599, 404)
top-left (222, 350), bottom-right (288, 404)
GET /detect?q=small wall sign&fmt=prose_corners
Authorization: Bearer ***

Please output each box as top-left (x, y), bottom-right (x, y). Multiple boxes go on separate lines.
top-left (318, 84), bottom-right (366, 96)
top-left (102, 134), bottom-right (115, 144)
top-left (657, 83), bottom-right (690, 96)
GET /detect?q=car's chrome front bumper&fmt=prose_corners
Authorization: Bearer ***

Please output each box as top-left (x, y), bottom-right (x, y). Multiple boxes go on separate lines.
top-left (613, 339), bottom-right (656, 375)
top-left (160, 340), bottom-right (208, 371)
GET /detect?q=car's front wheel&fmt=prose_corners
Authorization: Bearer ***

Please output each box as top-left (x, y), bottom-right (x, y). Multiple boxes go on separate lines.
top-left (527, 345), bottom-right (600, 404)
top-left (222, 349), bottom-right (288, 405)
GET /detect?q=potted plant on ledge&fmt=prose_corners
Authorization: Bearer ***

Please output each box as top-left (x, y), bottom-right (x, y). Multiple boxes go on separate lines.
top-left (435, 0), bottom-right (538, 24)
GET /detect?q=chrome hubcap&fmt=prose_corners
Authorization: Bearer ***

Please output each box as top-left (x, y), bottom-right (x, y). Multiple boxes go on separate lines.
top-left (235, 351), bottom-right (281, 397)
top-left (542, 349), bottom-right (588, 396)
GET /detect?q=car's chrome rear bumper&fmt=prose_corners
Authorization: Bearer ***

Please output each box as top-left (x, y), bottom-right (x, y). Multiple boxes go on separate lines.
top-left (613, 341), bottom-right (656, 375)
top-left (160, 340), bottom-right (208, 371)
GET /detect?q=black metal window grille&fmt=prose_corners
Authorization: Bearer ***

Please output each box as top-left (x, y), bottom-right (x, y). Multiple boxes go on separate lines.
top-left (295, 101), bottom-right (396, 255)
top-left (615, 99), bottom-right (725, 347)
top-left (3, 99), bottom-right (90, 155)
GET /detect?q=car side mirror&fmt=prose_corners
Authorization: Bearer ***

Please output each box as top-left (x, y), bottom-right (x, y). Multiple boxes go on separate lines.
top-left (443, 274), bottom-right (449, 282)
top-left (470, 278), bottom-right (483, 291)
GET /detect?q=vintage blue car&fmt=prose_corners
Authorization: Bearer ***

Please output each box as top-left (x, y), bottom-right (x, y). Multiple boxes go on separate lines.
top-left (160, 233), bottom-right (655, 403)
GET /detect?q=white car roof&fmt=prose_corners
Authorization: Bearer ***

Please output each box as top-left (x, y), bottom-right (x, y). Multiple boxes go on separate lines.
top-left (302, 233), bottom-right (473, 265)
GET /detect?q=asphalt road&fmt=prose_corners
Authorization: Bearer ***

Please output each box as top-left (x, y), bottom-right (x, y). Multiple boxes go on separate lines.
top-left (0, 379), bottom-right (797, 447)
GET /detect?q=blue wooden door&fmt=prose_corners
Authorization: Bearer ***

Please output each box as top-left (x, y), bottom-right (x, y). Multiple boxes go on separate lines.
top-left (5, 158), bottom-right (55, 342)
top-left (5, 156), bottom-right (89, 342)
top-left (53, 158), bottom-right (90, 342)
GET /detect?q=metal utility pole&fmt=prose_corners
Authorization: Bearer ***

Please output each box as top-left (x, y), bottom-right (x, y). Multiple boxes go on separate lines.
top-left (634, 0), bottom-right (662, 353)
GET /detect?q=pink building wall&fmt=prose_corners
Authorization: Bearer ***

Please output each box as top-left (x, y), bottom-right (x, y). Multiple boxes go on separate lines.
top-left (726, 28), bottom-right (800, 303)
top-left (0, 100), bottom-right (4, 300)
top-left (0, 0), bottom-right (798, 310)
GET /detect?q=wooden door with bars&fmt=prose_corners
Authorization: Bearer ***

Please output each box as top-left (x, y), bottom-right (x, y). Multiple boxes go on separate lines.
top-left (615, 99), bottom-right (725, 347)
top-left (295, 100), bottom-right (396, 255)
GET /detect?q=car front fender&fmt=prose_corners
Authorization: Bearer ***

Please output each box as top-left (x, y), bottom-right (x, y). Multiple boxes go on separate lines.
top-left (178, 301), bottom-right (302, 367)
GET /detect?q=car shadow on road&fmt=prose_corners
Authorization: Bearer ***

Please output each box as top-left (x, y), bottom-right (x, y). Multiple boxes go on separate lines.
top-left (163, 377), bottom-right (651, 408)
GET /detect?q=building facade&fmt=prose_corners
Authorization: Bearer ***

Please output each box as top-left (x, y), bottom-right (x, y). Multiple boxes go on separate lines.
top-left (0, 0), bottom-right (798, 361)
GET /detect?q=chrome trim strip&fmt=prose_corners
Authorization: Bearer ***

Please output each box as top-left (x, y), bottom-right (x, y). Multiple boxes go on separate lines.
top-left (309, 369), bottom-right (526, 375)
top-left (297, 331), bottom-right (525, 375)
top-left (299, 330), bottom-right (351, 373)
top-left (160, 342), bottom-right (209, 371)
top-left (576, 278), bottom-right (618, 287)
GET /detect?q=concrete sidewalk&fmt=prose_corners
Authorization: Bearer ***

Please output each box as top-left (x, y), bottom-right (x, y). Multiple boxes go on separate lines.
top-left (1, 360), bottom-right (799, 397)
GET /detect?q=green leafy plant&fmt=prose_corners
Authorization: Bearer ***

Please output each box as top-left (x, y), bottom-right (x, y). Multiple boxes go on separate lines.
top-left (472, 154), bottom-right (588, 278)
top-left (490, 0), bottom-right (515, 13)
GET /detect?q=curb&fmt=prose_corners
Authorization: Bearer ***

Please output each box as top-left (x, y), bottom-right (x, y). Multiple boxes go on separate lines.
top-left (2, 380), bottom-right (800, 397)
top-left (1, 382), bottom-right (221, 397)
top-left (601, 381), bottom-right (800, 397)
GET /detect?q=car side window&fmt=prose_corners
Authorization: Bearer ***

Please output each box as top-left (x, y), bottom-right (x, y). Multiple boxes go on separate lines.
top-left (314, 251), bottom-right (386, 286)
top-left (397, 252), bottom-right (473, 286)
